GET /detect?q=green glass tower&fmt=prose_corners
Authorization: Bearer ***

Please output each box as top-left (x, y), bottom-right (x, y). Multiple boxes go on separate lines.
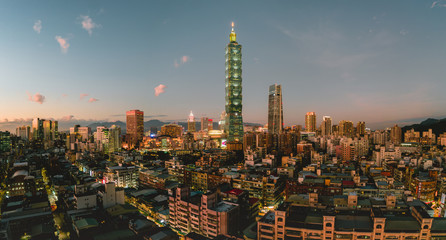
top-left (225, 23), bottom-right (243, 144)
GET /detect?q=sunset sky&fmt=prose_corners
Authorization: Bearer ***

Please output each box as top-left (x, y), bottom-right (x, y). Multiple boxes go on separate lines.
top-left (1, 0), bottom-right (446, 131)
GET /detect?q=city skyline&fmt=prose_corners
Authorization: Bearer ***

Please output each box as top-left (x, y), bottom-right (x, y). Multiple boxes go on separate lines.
top-left (1, 1), bottom-right (446, 131)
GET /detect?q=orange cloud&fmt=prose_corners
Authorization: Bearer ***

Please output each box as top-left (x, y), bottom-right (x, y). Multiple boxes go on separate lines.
top-left (154, 84), bottom-right (167, 96)
top-left (55, 36), bottom-right (70, 53)
top-left (27, 92), bottom-right (45, 104)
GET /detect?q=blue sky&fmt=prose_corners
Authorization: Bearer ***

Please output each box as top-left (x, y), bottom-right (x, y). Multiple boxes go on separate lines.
top-left (1, 0), bottom-right (446, 131)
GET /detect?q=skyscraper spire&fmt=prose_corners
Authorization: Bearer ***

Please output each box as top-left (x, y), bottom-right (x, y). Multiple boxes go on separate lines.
top-left (230, 22), bottom-right (237, 42)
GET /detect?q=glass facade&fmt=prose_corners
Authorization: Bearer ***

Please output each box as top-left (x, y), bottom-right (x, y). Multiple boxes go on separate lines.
top-left (225, 26), bottom-right (243, 143)
top-left (268, 84), bottom-right (283, 134)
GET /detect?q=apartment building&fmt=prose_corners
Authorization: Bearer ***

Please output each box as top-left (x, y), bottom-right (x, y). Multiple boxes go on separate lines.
top-left (168, 186), bottom-right (239, 238)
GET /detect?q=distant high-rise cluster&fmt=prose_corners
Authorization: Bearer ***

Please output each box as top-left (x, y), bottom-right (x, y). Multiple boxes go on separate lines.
top-left (31, 118), bottom-right (58, 147)
top-left (96, 125), bottom-right (121, 154)
top-left (268, 84), bottom-right (283, 134)
top-left (16, 126), bottom-right (30, 140)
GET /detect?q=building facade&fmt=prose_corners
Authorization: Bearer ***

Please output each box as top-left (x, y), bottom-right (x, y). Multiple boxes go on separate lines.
top-left (188, 111), bottom-right (196, 132)
top-left (168, 186), bottom-right (240, 238)
top-left (305, 112), bottom-right (316, 132)
top-left (321, 116), bottom-right (332, 136)
top-left (268, 84), bottom-right (283, 135)
top-left (225, 23), bottom-right (244, 146)
top-left (126, 109), bottom-right (144, 148)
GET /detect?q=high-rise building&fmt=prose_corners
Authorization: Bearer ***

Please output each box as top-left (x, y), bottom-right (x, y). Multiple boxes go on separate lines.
top-left (268, 84), bottom-right (283, 134)
top-left (32, 118), bottom-right (44, 140)
top-left (16, 126), bottom-right (30, 140)
top-left (390, 124), bottom-right (402, 144)
top-left (168, 186), bottom-right (240, 238)
top-left (207, 119), bottom-right (213, 131)
top-left (356, 121), bottom-right (366, 136)
top-left (43, 120), bottom-right (53, 141)
top-left (225, 22), bottom-right (243, 145)
top-left (339, 120), bottom-right (354, 137)
top-left (96, 125), bottom-right (121, 153)
top-left (187, 111), bottom-right (196, 132)
top-left (0, 131), bottom-right (11, 153)
top-left (126, 109), bottom-right (144, 148)
top-left (108, 125), bottom-right (121, 153)
top-left (160, 124), bottom-right (183, 138)
top-left (321, 116), bottom-right (332, 136)
top-left (305, 112), bottom-right (316, 132)
top-left (201, 117), bottom-right (209, 131)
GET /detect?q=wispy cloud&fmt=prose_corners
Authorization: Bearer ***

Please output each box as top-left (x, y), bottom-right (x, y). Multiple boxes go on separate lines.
top-left (174, 56), bottom-right (190, 68)
top-left (62, 94), bottom-right (68, 97)
top-left (33, 20), bottom-right (42, 34)
top-left (399, 30), bottom-right (409, 36)
top-left (145, 115), bottom-right (168, 118)
top-left (79, 15), bottom-right (100, 35)
top-left (88, 98), bottom-right (99, 103)
top-left (431, 0), bottom-right (446, 8)
top-left (274, 23), bottom-right (397, 81)
top-left (27, 92), bottom-right (45, 104)
top-left (60, 115), bottom-right (74, 121)
top-left (154, 84), bottom-right (167, 96)
top-left (80, 93), bottom-right (89, 100)
top-left (55, 36), bottom-right (70, 53)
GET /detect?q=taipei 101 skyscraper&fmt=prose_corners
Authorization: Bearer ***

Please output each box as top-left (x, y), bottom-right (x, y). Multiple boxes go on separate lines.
top-left (225, 22), bottom-right (243, 150)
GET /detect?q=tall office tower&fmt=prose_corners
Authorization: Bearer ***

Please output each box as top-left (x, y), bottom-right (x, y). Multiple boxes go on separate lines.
top-left (208, 119), bottom-right (213, 131)
top-left (390, 124), bottom-right (402, 144)
top-left (51, 121), bottom-right (58, 140)
top-left (225, 22), bottom-right (244, 146)
top-left (356, 121), bottom-right (366, 136)
top-left (43, 120), bottom-right (52, 141)
top-left (305, 112), bottom-right (316, 132)
top-left (32, 118), bottom-right (44, 140)
top-left (16, 126), bottom-right (30, 140)
top-left (77, 127), bottom-right (91, 141)
top-left (126, 110), bottom-right (144, 148)
top-left (201, 117), bottom-right (209, 131)
top-left (108, 125), bottom-right (122, 153)
top-left (268, 84), bottom-right (283, 134)
top-left (339, 120), bottom-right (354, 137)
top-left (96, 126), bottom-right (106, 143)
top-left (0, 131), bottom-right (11, 153)
top-left (321, 116), bottom-right (332, 136)
top-left (187, 111), bottom-right (196, 132)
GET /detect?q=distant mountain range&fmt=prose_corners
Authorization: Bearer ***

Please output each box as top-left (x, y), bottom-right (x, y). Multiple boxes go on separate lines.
top-left (87, 119), bottom-right (263, 134)
top-left (401, 118), bottom-right (446, 136)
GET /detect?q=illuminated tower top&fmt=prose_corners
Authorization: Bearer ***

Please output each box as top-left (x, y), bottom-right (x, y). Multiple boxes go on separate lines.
top-left (187, 111), bottom-right (196, 132)
top-left (188, 111), bottom-right (194, 122)
top-left (230, 22), bottom-right (237, 42)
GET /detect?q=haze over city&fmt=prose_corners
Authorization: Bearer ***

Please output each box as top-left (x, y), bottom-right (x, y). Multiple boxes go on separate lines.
top-left (4, 1), bottom-right (446, 240)
top-left (1, 0), bottom-right (446, 131)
